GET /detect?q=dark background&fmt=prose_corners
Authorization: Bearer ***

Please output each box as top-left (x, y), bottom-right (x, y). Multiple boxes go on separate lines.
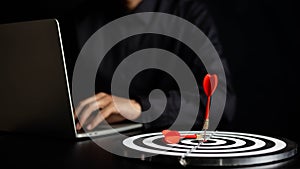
top-left (1, 0), bottom-right (299, 142)
top-left (206, 0), bottom-right (299, 142)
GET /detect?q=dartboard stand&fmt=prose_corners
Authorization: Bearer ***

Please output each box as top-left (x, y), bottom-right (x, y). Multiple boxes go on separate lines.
top-left (122, 131), bottom-right (298, 167)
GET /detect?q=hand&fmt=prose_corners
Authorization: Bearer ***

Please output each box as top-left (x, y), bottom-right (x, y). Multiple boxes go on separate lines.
top-left (75, 92), bottom-right (141, 130)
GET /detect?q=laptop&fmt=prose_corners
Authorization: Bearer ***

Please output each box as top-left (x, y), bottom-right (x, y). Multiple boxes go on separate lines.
top-left (0, 19), bottom-right (142, 139)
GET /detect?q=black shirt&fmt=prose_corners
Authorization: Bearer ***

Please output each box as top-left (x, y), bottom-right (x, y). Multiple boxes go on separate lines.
top-left (62, 0), bottom-right (236, 131)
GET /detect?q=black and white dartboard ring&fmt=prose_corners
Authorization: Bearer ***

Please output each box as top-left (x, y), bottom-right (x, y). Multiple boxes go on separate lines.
top-left (122, 131), bottom-right (297, 167)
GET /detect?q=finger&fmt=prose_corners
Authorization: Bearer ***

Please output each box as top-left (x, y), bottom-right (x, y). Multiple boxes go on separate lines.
top-left (96, 92), bottom-right (107, 100)
top-left (77, 101), bottom-right (99, 130)
top-left (76, 94), bottom-right (111, 130)
top-left (75, 93), bottom-right (107, 118)
top-left (96, 95), bottom-right (112, 109)
top-left (87, 103), bottom-right (116, 130)
top-left (75, 95), bottom-right (98, 117)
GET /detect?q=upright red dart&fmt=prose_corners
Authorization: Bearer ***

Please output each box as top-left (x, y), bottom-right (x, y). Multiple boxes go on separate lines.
top-left (202, 74), bottom-right (218, 136)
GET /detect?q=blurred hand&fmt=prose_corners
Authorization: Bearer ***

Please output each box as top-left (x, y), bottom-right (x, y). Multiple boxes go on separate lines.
top-left (75, 92), bottom-right (141, 130)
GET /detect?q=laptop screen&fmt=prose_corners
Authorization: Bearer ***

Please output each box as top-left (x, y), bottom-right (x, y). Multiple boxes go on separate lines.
top-left (0, 19), bottom-right (77, 138)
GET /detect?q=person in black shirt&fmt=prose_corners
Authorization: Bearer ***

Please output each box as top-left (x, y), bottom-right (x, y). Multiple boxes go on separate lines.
top-left (66, 0), bottom-right (235, 132)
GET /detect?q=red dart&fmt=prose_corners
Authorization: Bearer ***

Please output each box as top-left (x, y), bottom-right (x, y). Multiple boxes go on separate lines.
top-left (203, 74), bottom-right (218, 120)
top-left (162, 130), bottom-right (197, 144)
top-left (202, 74), bottom-right (218, 140)
top-left (162, 74), bottom-right (218, 144)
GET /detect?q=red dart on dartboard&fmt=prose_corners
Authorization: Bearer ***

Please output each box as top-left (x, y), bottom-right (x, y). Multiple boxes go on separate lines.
top-left (162, 73), bottom-right (218, 144)
top-left (202, 73), bottom-right (218, 140)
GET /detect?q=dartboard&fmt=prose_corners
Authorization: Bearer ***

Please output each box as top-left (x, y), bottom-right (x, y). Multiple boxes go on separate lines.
top-left (122, 131), bottom-right (297, 166)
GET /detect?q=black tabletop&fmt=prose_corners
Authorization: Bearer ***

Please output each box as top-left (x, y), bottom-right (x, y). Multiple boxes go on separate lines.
top-left (1, 130), bottom-right (300, 169)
